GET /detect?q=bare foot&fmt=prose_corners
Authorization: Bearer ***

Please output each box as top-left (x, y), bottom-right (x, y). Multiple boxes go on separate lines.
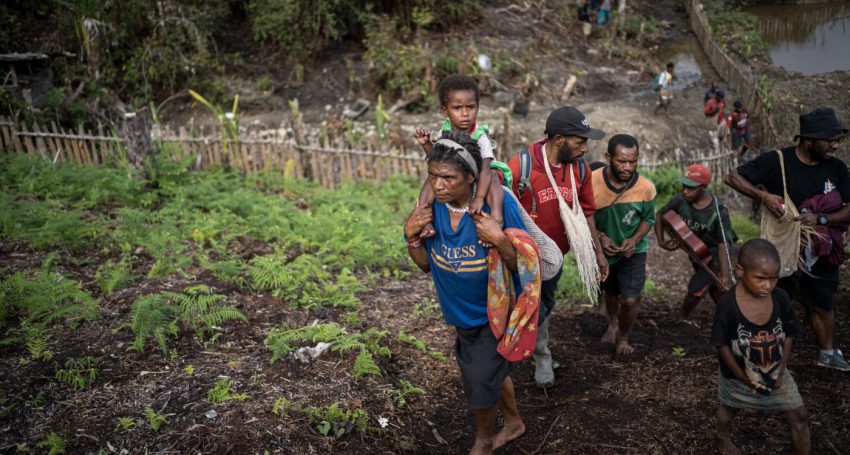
top-left (716, 433), bottom-right (741, 455)
top-left (601, 323), bottom-right (618, 344)
top-left (615, 338), bottom-right (635, 355)
top-left (420, 222), bottom-right (436, 239)
top-left (492, 421), bottom-right (525, 449)
top-left (469, 438), bottom-right (493, 455)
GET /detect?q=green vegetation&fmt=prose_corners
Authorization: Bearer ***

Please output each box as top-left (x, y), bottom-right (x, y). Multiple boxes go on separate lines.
top-left (36, 432), bottom-right (66, 455)
top-left (126, 286), bottom-right (247, 355)
top-left (145, 407), bottom-right (168, 432)
top-left (115, 417), bottom-right (137, 433)
top-left (264, 322), bottom-right (391, 377)
top-left (397, 331), bottom-right (447, 361)
top-left (207, 377), bottom-right (250, 404)
top-left (306, 402), bottom-right (369, 437)
top-left (730, 213), bottom-right (760, 242)
top-left (702, 0), bottom-right (767, 60)
top-left (389, 380), bottom-right (426, 410)
top-left (0, 269), bottom-right (98, 361)
top-left (55, 356), bottom-right (100, 390)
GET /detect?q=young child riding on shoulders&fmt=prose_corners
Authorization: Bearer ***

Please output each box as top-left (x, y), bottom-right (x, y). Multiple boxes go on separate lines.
top-left (711, 239), bottom-right (810, 455)
top-left (655, 164), bottom-right (737, 317)
top-left (413, 74), bottom-right (504, 239)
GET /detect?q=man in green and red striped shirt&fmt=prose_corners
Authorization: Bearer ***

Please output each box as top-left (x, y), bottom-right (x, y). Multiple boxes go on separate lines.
top-left (592, 134), bottom-right (657, 355)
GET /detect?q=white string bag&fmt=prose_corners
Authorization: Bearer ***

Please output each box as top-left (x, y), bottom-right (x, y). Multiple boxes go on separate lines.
top-left (541, 150), bottom-right (600, 303)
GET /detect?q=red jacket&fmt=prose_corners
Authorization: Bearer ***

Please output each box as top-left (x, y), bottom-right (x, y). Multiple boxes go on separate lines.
top-left (704, 98), bottom-right (726, 124)
top-left (507, 139), bottom-right (596, 254)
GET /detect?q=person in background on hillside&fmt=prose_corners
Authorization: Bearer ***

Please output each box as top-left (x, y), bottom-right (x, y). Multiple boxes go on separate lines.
top-left (592, 134), bottom-right (657, 355)
top-left (414, 75), bottom-right (504, 243)
top-left (725, 107), bottom-right (850, 372)
top-left (404, 133), bottom-right (529, 455)
top-left (712, 239), bottom-right (810, 455)
top-left (704, 80), bottom-right (720, 103)
top-left (597, 0), bottom-right (612, 26)
top-left (577, 0), bottom-right (595, 44)
top-left (506, 106), bottom-right (609, 387)
top-left (704, 90), bottom-right (727, 152)
top-left (654, 62), bottom-right (675, 117)
top-left (727, 100), bottom-right (753, 159)
top-left (655, 165), bottom-right (736, 317)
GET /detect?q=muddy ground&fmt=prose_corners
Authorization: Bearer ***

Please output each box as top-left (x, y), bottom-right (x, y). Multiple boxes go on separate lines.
top-left (2, 233), bottom-right (849, 454)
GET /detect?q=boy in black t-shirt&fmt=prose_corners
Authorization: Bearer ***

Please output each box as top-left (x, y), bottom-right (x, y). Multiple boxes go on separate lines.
top-left (711, 239), bottom-right (809, 455)
top-left (656, 165), bottom-right (736, 317)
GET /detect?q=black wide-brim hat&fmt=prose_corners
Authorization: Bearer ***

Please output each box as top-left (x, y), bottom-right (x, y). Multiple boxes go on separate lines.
top-left (794, 107), bottom-right (847, 141)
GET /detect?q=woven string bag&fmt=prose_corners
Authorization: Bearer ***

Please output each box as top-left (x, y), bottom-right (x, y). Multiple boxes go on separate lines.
top-left (760, 150), bottom-right (800, 278)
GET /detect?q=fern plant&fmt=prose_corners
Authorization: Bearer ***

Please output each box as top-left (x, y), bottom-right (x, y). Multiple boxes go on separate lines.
top-left (0, 270), bottom-right (97, 359)
top-left (264, 322), bottom-right (387, 377)
top-left (207, 377), bottom-right (250, 404)
top-left (305, 402), bottom-right (369, 435)
top-left (36, 432), bottom-right (66, 455)
top-left (55, 356), bottom-right (100, 390)
top-left (127, 286), bottom-right (247, 355)
top-left (389, 380), bottom-right (426, 409)
top-left (145, 407), bottom-right (167, 432)
top-left (95, 256), bottom-right (137, 295)
top-left (397, 331), bottom-right (447, 361)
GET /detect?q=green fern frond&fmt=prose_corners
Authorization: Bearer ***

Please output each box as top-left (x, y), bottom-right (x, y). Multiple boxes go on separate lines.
top-left (353, 348), bottom-right (382, 377)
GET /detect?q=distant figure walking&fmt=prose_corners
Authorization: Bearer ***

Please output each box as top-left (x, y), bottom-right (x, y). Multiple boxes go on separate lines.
top-left (653, 62), bottom-right (675, 117)
top-left (727, 100), bottom-right (753, 159)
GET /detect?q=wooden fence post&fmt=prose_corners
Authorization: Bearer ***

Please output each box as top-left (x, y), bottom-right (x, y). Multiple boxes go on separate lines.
top-left (122, 108), bottom-right (153, 170)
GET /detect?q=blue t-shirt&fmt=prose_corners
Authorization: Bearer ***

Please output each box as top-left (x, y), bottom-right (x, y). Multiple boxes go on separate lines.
top-left (425, 188), bottom-right (527, 329)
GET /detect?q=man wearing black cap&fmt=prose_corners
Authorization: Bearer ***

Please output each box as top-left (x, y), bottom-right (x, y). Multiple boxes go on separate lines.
top-left (725, 107), bottom-right (850, 371)
top-left (506, 106), bottom-right (609, 387)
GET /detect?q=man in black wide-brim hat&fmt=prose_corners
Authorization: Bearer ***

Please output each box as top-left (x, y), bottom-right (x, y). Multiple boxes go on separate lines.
top-left (725, 107), bottom-right (850, 372)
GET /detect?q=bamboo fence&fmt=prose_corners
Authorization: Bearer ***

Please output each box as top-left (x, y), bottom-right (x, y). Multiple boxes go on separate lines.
top-left (0, 117), bottom-right (425, 188)
top-left (686, 0), bottom-right (785, 147)
top-left (1, 116), bottom-right (740, 185)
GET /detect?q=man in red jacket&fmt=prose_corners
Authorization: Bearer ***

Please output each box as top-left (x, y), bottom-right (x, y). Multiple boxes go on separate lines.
top-left (507, 106), bottom-right (609, 388)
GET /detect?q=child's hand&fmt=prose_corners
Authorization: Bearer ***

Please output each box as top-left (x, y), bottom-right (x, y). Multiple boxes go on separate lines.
top-left (414, 128), bottom-right (432, 146)
top-left (469, 198), bottom-right (485, 216)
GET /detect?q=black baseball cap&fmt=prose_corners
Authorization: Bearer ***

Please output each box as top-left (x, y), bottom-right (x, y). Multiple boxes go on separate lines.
top-left (795, 107), bottom-right (847, 141)
top-left (544, 106), bottom-right (605, 140)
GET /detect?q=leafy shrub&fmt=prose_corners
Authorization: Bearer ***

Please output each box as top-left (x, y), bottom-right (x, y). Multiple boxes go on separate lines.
top-left (642, 163), bottom-right (680, 208)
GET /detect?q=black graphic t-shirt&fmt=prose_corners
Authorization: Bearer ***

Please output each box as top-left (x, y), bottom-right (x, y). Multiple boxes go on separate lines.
top-left (711, 288), bottom-right (800, 388)
top-left (737, 147), bottom-right (850, 210)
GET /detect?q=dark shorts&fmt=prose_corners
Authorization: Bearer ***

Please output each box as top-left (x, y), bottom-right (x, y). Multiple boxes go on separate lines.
top-left (538, 267), bottom-right (563, 324)
top-left (731, 130), bottom-right (753, 148)
top-left (777, 267), bottom-right (840, 312)
top-left (601, 253), bottom-right (647, 298)
top-left (687, 260), bottom-right (719, 297)
top-left (455, 324), bottom-right (511, 410)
